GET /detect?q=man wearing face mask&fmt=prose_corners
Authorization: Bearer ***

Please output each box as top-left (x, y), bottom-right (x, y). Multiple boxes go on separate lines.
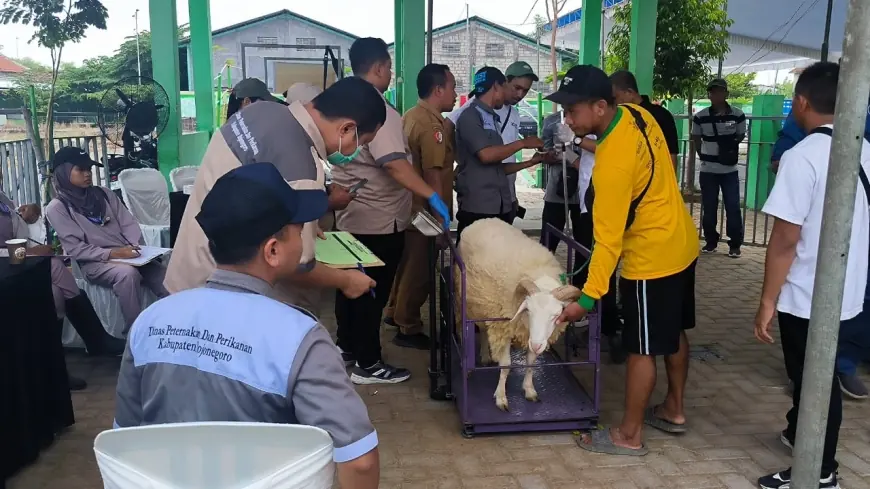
top-left (164, 77), bottom-right (382, 314)
top-left (329, 38), bottom-right (451, 385)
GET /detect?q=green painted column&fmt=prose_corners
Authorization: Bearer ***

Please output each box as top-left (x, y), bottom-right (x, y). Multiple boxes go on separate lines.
top-left (149, 0), bottom-right (182, 180)
top-left (746, 94), bottom-right (784, 210)
top-left (629, 0), bottom-right (658, 96)
top-left (188, 0), bottom-right (214, 135)
top-left (394, 0), bottom-right (425, 113)
top-left (666, 98), bottom-right (687, 180)
top-left (579, 0), bottom-right (602, 67)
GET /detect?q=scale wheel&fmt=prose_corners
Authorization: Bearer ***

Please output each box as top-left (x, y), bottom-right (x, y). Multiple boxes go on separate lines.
top-left (461, 426), bottom-right (475, 439)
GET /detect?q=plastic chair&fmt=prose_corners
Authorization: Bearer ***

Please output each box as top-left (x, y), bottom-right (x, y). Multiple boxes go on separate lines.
top-left (61, 260), bottom-right (158, 345)
top-left (117, 168), bottom-right (170, 247)
top-left (94, 422), bottom-right (335, 489)
top-left (169, 166), bottom-right (199, 192)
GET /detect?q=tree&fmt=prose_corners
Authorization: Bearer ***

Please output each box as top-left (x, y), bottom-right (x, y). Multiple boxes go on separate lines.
top-left (545, 0), bottom-right (568, 92)
top-left (527, 14), bottom-right (547, 42)
top-left (723, 72), bottom-right (759, 100)
top-left (1, 0), bottom-right (108, 158)
top-left (544, 58), bottom-right (577, 84)
top-left (604, 0), bottom-right (731, 99)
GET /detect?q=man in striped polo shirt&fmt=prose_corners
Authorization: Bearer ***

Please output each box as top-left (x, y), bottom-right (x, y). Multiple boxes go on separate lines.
top-left (691, 78), bottom-right (747, 258)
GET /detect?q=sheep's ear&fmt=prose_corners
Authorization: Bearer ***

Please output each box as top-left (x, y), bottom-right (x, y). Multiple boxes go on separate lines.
top-left (511, 299), bottom-right (529, 323)
top-left (517, 278), bottom-right (539, 295)
top-left (551, 285), bottom-right (582, 302)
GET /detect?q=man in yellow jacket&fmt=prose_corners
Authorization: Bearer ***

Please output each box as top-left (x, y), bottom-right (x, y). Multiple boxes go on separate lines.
top-left (550, 66), bottom-right (699, 456)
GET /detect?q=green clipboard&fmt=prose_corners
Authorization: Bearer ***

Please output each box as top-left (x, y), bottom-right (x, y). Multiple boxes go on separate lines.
top-left (315, 232), bottom-right (385, 268)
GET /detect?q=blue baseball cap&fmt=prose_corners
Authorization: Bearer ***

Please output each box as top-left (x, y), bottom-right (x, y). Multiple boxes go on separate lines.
top-left (469, 66), bottom-right (506, 98)
top-left (196, 162), bottom-right (328, 249)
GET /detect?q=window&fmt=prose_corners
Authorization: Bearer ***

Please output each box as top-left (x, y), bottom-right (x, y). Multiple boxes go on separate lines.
top-left (442, 42), bottom-right (461, 56)
top-left (296, 37), bottom-right (317, 51)
top-left (485, 43), bottom-right (505, 57)
top-left (257, 36), bottom-right (278, 49)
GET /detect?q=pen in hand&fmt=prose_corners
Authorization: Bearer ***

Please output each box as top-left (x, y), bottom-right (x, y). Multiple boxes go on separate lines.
top-left (357, 263), bottom-right (376, 298)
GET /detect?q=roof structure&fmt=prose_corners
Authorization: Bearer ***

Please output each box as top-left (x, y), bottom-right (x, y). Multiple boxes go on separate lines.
top-left (0, 54), bottom-right (26, 74)
top-left (386, 15), bottom-right (577, 60)
top-left (178, 9), bottom-right (359, 46)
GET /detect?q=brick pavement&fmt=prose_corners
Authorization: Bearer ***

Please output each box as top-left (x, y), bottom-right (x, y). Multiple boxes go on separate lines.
top-left (8, 245), bottom-right (870, 489)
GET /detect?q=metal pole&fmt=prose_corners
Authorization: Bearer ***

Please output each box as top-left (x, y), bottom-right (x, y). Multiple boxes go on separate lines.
top-left (791, 1), bottom-right (870, 487)
top-left (821, 0), bottom-right (834, 62)
top-left (717, 0), bottom-right (728, 77)
top-left (600, 7), bottom-right (606, 68)
top-left (426, 0), bottom-right (434, 64)
top-left (466, 4), bottom-right (472, 87)
top-left (134, 9), bottom-right (142, 82)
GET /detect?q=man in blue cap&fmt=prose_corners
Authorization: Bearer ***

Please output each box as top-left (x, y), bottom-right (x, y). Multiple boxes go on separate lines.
top-left (114, 163), bottom-right (380, 489)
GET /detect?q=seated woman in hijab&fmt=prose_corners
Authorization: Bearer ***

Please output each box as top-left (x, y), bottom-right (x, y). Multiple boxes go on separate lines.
top-left (225, 78), bottom-right (287, 119)
top-left (3, 190), bottom-right (125, 389)
top-left (45, 147), bottom-right (169, 332)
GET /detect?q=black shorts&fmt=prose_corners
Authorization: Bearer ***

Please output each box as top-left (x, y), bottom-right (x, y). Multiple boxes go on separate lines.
top-left (620, 260), bottom-right (696, 356)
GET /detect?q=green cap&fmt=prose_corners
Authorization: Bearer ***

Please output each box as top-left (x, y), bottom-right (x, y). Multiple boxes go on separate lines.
top-left (505, 61), bottom-right (538, 81)
top-left (232, 78), bottom-right (284, 104)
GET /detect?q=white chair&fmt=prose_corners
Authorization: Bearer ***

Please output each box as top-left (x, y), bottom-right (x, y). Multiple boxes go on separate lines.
top-left (94, 423), bottom-right (335, 489)
top-left (61, 260), bottom-right (159, 346)
top-left (169, 166), bottom-right (199, 192)
top-left (117, 168), bottom-right (170, 247)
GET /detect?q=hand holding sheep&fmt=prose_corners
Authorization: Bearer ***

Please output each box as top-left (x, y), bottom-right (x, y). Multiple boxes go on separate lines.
top-left (558, 302), bottom-right (588, 324)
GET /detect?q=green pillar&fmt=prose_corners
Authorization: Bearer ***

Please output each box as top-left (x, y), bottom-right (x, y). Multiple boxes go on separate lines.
top-left (629, 0), bottom-right (658, 95)
top-left (746, 94), bottom-right (784, 210)
top-left (579, 0), bottom-right (602, 67)
top-left (394, 0), bottom-right (425, 113)
top-left (149, 0), bottom-right (182, 180)
top-left (188, 0), bottom-right (214, 135)
top-left (666, 98), bottom-right (687, 180)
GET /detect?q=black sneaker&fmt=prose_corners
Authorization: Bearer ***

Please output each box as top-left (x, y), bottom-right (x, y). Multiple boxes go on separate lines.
top-left (350, 361), bottom-right (411, 385)
top-left (702, 244), bottom-right (718, 253)
top-left (838, 373), bottom-right (869, 399)
top-left (392, 332), bottom-right (430, 350)
top-left (383, 317), bottom-right (398, 329)
top-left (758, 468), bottom-right (840, 489)
top-left (68, 374), bottom-right (87, 391)
top-left (728, 247), bottom-right (742, 258)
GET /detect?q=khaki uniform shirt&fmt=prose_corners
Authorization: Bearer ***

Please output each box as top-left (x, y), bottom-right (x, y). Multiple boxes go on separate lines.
top-left (164, 101), bottom-right (327, 300)
top-left (403, 101), bottom-right (454, 217)
top-left (331, 97), bottom-right (412, 235)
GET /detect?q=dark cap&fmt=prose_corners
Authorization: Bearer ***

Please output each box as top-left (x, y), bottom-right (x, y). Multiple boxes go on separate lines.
top-left (707, 78), bottom-right (728, 90)
top-left (232, 78), bottom-right (285, 105)
top-left (505, 61), bottom-right (538, 81)
top-left (196, 163), bottom-right (328, 250)
top-left (545, 65), bottom-right (612, 106)
top-left (469, 66), bottom-right (506, 97)
top-left (51, 146), bottom-right (102, 171)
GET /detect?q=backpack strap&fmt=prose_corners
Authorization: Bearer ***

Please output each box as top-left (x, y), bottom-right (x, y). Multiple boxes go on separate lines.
top-left (622, 105), bottom-right (656, 229)
top-left (808, 126), bottom-right (870, 202)
top-left (500, 106), bottom-right (512, 134)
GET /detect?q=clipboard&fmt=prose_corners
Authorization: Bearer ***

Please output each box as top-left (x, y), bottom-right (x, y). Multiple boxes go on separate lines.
top-left (315, 232), bottom-right (385, 269)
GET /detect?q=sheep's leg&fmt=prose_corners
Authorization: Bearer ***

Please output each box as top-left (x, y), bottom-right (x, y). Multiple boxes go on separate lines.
top-left (523, 350), bottom-right (540, 402)
top-left (479, 329), bottom-right (493, 365)
top-left (492, 343), bottom-right (512, 411)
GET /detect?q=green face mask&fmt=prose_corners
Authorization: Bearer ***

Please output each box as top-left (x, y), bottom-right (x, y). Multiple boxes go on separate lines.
top-left (327, 128), bottom-right (361, 166)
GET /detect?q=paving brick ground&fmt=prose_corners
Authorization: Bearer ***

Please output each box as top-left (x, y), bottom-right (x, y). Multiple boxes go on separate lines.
top-left (8, 243), bottom-right (870, 489)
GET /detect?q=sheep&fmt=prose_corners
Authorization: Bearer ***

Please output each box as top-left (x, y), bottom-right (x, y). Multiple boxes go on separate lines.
top-left (454, 218), bottom-right (583, 411)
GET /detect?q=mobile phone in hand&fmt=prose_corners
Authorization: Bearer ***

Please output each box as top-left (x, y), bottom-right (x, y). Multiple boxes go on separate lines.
top-left (348, 178), bottom-right (369, 194)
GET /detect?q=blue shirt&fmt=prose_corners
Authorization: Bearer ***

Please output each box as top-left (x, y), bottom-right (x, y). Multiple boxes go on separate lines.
top-left (772, 108), bottom-right (870, 162)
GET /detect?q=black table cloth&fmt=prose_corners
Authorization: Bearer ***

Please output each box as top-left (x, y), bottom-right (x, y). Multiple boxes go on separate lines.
top-left (169, 191), bottom-right (190, 248)
top-left (0, 257), bottom-right (74, 481)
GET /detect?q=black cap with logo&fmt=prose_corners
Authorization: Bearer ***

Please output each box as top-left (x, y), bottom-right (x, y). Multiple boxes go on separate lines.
top-left (232, 78), bottom-right (287, 105)
top-left (544, 65), bottom-right (612, 107)
top-left (196, 163), bottom-right (328, 251)
top-left (50, 146), bottom-right (103, 171)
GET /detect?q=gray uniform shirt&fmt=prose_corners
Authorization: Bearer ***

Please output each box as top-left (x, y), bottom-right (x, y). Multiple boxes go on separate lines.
top-left (114, 269), bottom-right (378, 463)
top-left (454, 99), bottom-right (513, 215)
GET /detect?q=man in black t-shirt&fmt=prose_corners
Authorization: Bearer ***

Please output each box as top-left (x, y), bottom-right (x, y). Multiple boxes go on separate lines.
top-left (610, 70), bottom-right (680, 171)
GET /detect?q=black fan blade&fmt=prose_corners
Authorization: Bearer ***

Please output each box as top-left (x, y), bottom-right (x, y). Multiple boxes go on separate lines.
top-left (115, 87), bottom-right (134, 109)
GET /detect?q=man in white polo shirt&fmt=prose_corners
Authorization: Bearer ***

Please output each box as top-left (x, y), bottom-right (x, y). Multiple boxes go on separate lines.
top-left (753, 61), bottom-right (870, 489)
top-left (447, 61), bottom-right (539, 222)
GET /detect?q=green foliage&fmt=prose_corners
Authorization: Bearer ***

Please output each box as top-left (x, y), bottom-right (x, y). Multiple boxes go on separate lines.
top-left (604, 0), bottom-right (732, 99)
top-left (544, 58), bottom-right (578, 84)
top-left (723, 72), bottom-right (759, 99)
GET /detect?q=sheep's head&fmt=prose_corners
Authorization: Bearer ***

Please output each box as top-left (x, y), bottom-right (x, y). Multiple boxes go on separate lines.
top-left (511, 278), bottom-right (583, 355)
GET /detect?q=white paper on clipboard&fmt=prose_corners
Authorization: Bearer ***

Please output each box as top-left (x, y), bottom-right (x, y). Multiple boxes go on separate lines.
top-left (109, 246), bottom-right (171, 266)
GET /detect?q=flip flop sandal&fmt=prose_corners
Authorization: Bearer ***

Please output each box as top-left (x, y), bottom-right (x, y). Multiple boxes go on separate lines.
top-left (644, 406), bottom-right (688, 434)
top-left (574, 427), bottom-right (648, 456)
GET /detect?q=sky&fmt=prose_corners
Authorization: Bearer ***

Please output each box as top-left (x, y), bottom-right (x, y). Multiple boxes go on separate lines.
top-left (0, 0), bottom-right (581, 66)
